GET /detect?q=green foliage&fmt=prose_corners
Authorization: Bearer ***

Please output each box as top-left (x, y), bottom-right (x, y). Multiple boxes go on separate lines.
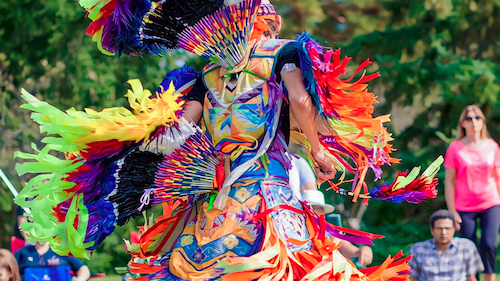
top-left (1, 0), bottom-right (499, 274)
top-left (85, 221), bottom-right (143, 273)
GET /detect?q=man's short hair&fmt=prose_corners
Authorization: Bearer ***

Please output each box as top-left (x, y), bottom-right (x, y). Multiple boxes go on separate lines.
top-left (429, 209), bottom-right (455, 228)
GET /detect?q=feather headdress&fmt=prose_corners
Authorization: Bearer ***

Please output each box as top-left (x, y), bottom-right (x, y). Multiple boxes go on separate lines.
top-left (79, 0), bottom-right (272, 58)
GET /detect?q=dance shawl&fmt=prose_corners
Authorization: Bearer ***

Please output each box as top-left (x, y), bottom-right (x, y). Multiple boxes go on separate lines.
top-left (15, 0), bottom-right (442, 280)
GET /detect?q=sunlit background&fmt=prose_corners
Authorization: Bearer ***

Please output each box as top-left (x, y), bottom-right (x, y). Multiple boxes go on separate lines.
top-left (1, 0), bottom-right (500, 276)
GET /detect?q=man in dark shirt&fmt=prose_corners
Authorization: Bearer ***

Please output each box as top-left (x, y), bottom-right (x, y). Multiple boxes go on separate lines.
top-left (14, 242), bottom-right (90, 281)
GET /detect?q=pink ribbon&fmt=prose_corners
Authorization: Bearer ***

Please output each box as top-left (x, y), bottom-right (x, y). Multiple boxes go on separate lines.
top-left (138, 188), bottom-right (155, 211)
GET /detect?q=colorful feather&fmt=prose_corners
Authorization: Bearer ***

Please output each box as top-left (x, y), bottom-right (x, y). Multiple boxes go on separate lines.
top-left (295, 32), bottom-right (400, 201)
top-left (367, 156), bottom-right (443, 203)
top-left (79, 0), bottom-right (225, 55)
top-left (15, 78), bottom-right (195, 258)
top-left (328, 156), bottom-right (443, 204)
top-left (177, 0), bottom-right (261, 67)
top-left (154, 130), bottom-right (219, 203)
top-left (140, 0), bottom-right (225, 54)
top-left (157, 66), bottom-right (199, 96)
top-left (81, 0), bottom-right (155, 56)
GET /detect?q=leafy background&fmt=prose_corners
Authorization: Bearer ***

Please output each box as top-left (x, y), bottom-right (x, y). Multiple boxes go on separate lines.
top-left (1, 0), bottom-right (499, 274)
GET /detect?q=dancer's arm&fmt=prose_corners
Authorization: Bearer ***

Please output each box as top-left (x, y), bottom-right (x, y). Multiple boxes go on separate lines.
top-left (183, 100), bottom-right (203, 124)
top-left (283, 69), bottom-right (335, 180)
top-left (291, 112), bottom-right (336, 136)
top-left (181, 74), bottom-right (206, 124)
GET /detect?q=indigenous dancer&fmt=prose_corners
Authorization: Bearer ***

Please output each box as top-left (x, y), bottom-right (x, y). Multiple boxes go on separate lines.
top-left (15, 0), bottom-right (443, 280)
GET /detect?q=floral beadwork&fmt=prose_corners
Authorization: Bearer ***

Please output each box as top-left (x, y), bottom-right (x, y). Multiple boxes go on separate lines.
top-left (193, 248), bottom-right (206, 263)
top-left (223, 234), bottom-right (239, 250)
top-left (234, 187), bottom-right (251, 203)
top-left (180, 235), bottom-right (194, 247)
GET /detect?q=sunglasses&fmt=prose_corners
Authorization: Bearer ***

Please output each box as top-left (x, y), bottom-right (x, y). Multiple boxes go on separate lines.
top-left (464, 116), bottom-right (482, 121)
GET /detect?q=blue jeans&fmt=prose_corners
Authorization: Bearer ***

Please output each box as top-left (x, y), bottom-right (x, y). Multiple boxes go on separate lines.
top-left (459, 205), bottom-right (500, 274)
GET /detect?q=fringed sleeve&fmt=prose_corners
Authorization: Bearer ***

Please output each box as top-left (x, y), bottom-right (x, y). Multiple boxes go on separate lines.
top-left (291, 32), bottom-right (441, 204)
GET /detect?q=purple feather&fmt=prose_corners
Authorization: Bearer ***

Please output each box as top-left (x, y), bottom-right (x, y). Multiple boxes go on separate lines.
top-left (92, 0), bottom-right (170, 56)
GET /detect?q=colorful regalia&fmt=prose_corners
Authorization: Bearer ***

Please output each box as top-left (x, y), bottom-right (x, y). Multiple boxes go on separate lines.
top-left (15, 0), bottom-right (443, 280)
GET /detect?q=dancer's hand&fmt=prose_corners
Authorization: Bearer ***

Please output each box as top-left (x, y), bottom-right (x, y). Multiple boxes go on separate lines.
top-left (358, 246), bottom-right (373, 267)
top-left (312, 149), bottom-right (335, 181)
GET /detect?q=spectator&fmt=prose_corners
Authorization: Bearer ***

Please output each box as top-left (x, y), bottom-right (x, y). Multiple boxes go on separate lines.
top-left (409, 209), bottom-right (483, 281)
top-left (301, 189), bottom-right (335, 215)
top-left (444, 105), bottom-right (500, 281)
top-left (13, 206), bottom-right (28, 242)
top-left (14, 206), bottom-right (28, 241)
top-left (289, 155), bottom-right (317, 199)
top-left (289, 152), bottom-right (373, 267)
top-left (14, 242), bottom-right (90, 281)
top-left (0, 249), bottom-right (21, 281)
top-left (300, 189), bottom-right (373, 267)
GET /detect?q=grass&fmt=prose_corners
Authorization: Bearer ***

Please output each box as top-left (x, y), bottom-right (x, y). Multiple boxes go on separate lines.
top-left (91, 276), bottom-right (122, 281)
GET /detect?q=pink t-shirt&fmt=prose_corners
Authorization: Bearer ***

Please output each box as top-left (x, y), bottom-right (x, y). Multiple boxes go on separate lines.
top-left (444, 139), bottom-right (500, 212)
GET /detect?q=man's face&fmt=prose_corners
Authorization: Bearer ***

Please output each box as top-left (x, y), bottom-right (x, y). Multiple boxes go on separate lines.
top-left (430, 218), bottom-right (455, 245)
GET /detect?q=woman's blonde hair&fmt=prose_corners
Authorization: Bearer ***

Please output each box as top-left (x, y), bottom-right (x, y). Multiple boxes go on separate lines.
top-left (456, 105), bottom-right (489, 140)
top-left (0, 249), bottom-right (21, 281)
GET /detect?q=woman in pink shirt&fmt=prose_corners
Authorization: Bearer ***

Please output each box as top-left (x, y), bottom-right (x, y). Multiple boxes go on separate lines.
top-left (445, 105), bottom-right (500, 281)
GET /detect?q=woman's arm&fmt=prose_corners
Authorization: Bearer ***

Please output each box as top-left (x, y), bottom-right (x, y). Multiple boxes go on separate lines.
top-left (494, 145), bottom-right (500, 195)
top-left (283, 69), bottom-right (320, 153)
top-left (445, 167), bottom-right (462, 229)
top-left (496, 166), bottom-right (500, 195)
top-left (283, 69), bottom-right (335, 180)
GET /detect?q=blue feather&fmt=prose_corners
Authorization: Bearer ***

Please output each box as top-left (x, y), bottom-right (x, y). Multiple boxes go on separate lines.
top-left (295, 32), bottom-right (323, 114)
top-left (157, 66), bottom-right (200, 94)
